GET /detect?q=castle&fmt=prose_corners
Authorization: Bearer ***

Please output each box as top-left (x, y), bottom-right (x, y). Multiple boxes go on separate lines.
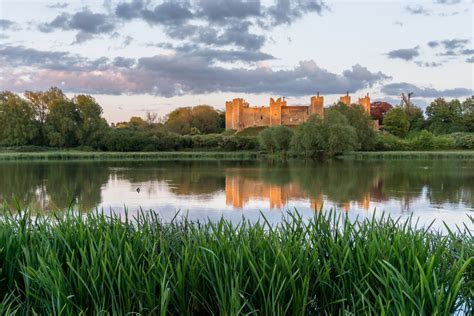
top-left (225, 92), bottom-right (371, 131)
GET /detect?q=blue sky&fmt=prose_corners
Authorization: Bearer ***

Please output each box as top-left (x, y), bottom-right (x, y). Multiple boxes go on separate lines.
top-left (0, 0), bottom-right (472, 122)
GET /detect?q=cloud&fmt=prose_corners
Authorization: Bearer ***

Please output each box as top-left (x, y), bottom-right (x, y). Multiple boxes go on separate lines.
top-left (113, 0), bottom-right (327, 50)
top-left (39, 9), bottom-right (116, 42)
top-left (405, 5), bottom-right (430, 15)
top-left (466, 56), bottom-right (474, 63)
top-left (197, 0), bottom-right (262, 21)
top-left (462, 49), bottom-right (474, 55)
top-left (441, 38), bottom-right (469, 49)
top-left (0, 19), bottom-right (15, 30)
top-left (47, 2), bottom-right (69, 9)
top-left (415, 61), bottom-right (443, 67)
top-left (382, 82), bottom-right (473, 98)
top-left (0, 45), bottom-right (108, 71)
top-left (433, 0), bottom-right (461, 4)
top-left (266, 0), bottom-right (327, 26)
top-left (386, 47), bottom-right (419, 61)
top-left (427, 41), bottom-right (440, 48)
top-left (0, 44), bottom-right (388, 97)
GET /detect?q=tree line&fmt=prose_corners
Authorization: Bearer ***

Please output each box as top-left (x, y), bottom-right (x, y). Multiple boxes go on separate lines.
top-left (0, 88), bottom-right (473, 154)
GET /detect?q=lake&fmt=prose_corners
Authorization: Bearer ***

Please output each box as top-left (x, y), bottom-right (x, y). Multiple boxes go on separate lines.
top-left (0, 159), bottom-right (473, 229)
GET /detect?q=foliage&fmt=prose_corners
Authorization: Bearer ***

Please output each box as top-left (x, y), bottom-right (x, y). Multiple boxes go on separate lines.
top-left (332, 103), bottom-right (376, 150)
top-left (462, 96), bottom-right (474, 132)
top-left (426, 98), bottom-right (466, 134)
top-left (370, 101), bottom-right (393, 125)
top-left (258, 126), bottom-right (294, 153)
top-left (0, 91), bottom-right (38, 146)
top-left (291, 111), bottom-right (358, 157)
top-left (449, 132), bottom-right (474, 149)
top-left (74, 95), bottom-right (109, 147)
top-left (0, 209), bottom-right (471, 315)
top-left (405, 105), bottom-right (425, 132)
top-left (383, 107), bottom-right (410, 138)
top-left (44, 97), bottom-right (80, 148)
top-left (166, 105), bottom-right (223, 135)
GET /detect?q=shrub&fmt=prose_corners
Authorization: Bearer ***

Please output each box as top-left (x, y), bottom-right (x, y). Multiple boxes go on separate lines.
top-left (383, 108), bottom-right (410, 138)
top-left (258, 128), bottom-right (275, 152)
top-left (410, 130), bottom-right (435, 150)
top-left (450, 133), bottom-right (474, 149)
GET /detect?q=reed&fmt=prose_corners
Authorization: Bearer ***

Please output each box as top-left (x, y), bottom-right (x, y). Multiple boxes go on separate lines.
top-left (0, 208), bottom-right (472, 315)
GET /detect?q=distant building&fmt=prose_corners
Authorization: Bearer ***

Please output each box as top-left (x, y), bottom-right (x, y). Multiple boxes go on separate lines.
top-left (225, 92), bottom-right (372, 131)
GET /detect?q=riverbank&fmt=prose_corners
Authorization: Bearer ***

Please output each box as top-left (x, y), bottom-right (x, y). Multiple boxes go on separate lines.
top-left (1, 150), bottom-right (474, 161)
top-left (0, 150), bottom-right (267, 161)
top-left (342, 150), bottom-right (474, 160)
top-left (0, 209), bottom-right (472, 314)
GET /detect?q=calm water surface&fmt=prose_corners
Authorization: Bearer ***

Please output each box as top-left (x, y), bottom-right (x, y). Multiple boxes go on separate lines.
top-left (0, 160), bottom-right (473, 229)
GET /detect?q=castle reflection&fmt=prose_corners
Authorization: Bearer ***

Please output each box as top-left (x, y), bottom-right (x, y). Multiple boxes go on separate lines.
top-left (224, 173), bottom-right (378, 212)
top-left (0, 160), bottom-right (472, 215)
top-left (225, 174), bottom-right (324, 210)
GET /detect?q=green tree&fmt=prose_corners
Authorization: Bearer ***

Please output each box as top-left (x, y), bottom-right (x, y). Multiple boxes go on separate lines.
top-left (272, 125), bottom-right (294, 153)
top-left (191, 105), bottom-right (221, 134)
top-left (74, 95), bottom-right (109, 147)
top-left (332, 103), bottom-right (374, 150)
top-left (461, 96), bottom-right (474, 132)
top-left (383, 108), bottom-right (410, 138)
top-left (425, 98), bottom-right (465, 134)
top-left (0, 91), bottom-right (39, 146)
top-left (323, 110), bottom-right (358, 156)
top-left (405, 105), bottom-right (425, 132)
top-left (165, 105), bottom-right (222, 135)
top-left (291, 112), bottom-right (357, 157)
top-left (165, 107), bottom-right (193, 134)
top-left (45, 98), bottom-right (80, 147)
top-left (258, 128), bottom-right (275, 152)
top-left (24, 87), bottom-right (67, 144)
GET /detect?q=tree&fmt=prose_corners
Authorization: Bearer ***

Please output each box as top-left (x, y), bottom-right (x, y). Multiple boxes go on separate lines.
top-left (291, 112), bottom-right (357, 158)
top-left (24, 87), bottom-right (67, 144)
top-left (0, 91), bottom-right (38, 146)
top-left (383, 108), bottom-right (409, 138)
top-left (74, 94), bottom-right (109, 147)
top-left (191, 105), bottom-right (221, 134)
top-left (332, 103), bottom-right (374, 150)
top-left (258, 126), bottom-right (294, 153)
top-left (165, 107), bottom-right (193, 134)
top-left (272, 125), bottom-right (294, 153)
top-left (322, 110), bottom-right (358, 156)
top-left (461, 96), bottom-right (474, 132)
top-left (405, 105), bottom-right (425, 132)
top-left (425, 98), bottom-right (465, 134)
top-left (165, 105), bottom-right (222, 135)
top-left (45, 98), bottom-right (80, 147)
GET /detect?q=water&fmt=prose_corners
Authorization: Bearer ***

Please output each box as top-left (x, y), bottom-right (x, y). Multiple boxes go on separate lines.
top-left (0, 159), bottom-right (472, 229)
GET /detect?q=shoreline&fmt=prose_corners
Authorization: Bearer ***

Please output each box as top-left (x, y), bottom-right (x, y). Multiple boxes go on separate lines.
top-left (0, 150), bottom-right (474, 161)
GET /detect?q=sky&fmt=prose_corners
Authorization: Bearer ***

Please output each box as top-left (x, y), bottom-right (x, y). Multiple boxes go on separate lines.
top-left (0, 0), bottom-right (473, 123)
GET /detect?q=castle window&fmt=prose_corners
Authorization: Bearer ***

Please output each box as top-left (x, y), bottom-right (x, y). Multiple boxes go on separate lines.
top-left (260, 115), bottom-right (263, 120)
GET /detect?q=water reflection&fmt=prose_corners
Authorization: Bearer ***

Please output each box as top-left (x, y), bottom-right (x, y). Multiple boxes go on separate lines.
top-left (0, 160), bottom-right (472, 225)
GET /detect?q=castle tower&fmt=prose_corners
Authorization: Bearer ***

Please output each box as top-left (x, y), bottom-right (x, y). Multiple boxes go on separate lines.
top-left (310, 92), bottom-right (324, 118)
top-left (225, 98), bottom-right (247, 131)
top-left (358, 93), bottom-right (371, 115)
top-left (339, 91), bottom-right (351, 106)
top-left (269, 97), bottom-right (284, 127)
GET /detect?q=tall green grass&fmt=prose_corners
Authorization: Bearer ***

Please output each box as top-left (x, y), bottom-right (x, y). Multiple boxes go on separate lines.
top-left (0, 208), bottom-right (472, 315)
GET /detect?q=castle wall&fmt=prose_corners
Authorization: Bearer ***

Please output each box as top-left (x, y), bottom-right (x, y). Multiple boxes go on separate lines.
top-left (225, 93), bottom-right (370, 131)
top-left (281, 106), bottom-right (310, 125)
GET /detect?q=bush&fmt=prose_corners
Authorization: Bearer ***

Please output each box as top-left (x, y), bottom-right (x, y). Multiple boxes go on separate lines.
top-left (374, 133), bottom-right (410, 151)
top-left (410, 130), bottom-right (435, 150)
top-left (383, 108), bottom-right (410, 138)
top-left (258, 128), bottom-right (275, 152)
top-left (450, 133), bottom-right (474, 149)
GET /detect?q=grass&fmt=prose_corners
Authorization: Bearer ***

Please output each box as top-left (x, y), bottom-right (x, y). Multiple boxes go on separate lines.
top-left (342, 150), bottom-right (474, 160)
top-left (0, 150), bottom-right (267, 161)
top-left (0, 208), bottom-right (472, 315)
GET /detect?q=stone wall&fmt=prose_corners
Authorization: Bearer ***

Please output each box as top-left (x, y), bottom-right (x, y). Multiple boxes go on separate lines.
top-left (225, 93), bottom-right (371, 131)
